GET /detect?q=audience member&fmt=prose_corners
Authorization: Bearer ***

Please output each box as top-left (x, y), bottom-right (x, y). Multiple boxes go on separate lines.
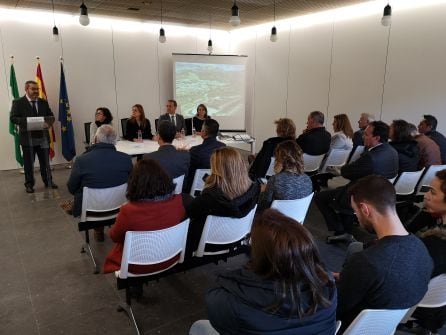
top-left (409, 123), bottom-right (441, 170)
top-left (185, 147), bottom-right (260, 256)
top-left (193, 104), bottom-right (210, 134)
top-left (193, 209), bottom-right (336, 335)
top-left (296, 111), bottom-right (331, 155)
top-left (315, 121), bottom-right (398, 243)
top-left (352, 113), bottom-right (375, 149)
top-left (336, 175), bottom-right (433, 331)
top-left (124, 104), bottom-right (153, 141)
top-left (159, 99), bottom-right (186, 133)
top-left (103, 159), bottom-right (185, 274)
top-left (67, 125), bottom-right (132, 241)
top-left (89, 107), bottom-right (113, 145)
top-left (389, 119), bottom-right (420, 173)
top-left (144, 121), bottom-right (190, 179)
top-left (258, 140), bottom-right (312, 211)
top-left (185, 119), bottom-right (226, 192)
top-left (10, 80), bottom-right (57, 193)
top-left (249, 118), bottom-right (296, 180)
top-left (330, 114), bottom-right (353, 151)
top-left (418, 115), bottom-right (446, 163)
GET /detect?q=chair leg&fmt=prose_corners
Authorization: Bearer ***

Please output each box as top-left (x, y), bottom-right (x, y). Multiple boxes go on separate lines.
top-left (117, 287), bottom-right (141, 335)
top-left (80, 230), bottom-right (99, 274)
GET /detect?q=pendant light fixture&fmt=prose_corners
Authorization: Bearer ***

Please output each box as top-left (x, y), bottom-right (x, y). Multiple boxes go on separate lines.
top-left (208, 14), bottom-right (213, 54)
top-left (381, 3), bottom-right (392, 26)
top-left (79, 1), bottom-right (90, 26)
top-left (270, 0), bottom-right (277, 42)
top-left (229, 0), bottom-right (241, 26)
top-left (51, 0), bottom-right (59, 42)
top-left (159, 0), bottom-right (166, 43)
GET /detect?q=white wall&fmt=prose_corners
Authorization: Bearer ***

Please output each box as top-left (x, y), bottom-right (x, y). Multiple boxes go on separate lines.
top-left (1, 1), bottom-right (446, 170)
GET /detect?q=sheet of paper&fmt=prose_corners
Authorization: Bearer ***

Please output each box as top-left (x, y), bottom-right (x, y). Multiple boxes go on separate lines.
top-left (27, 117), bottom-right (45, 131)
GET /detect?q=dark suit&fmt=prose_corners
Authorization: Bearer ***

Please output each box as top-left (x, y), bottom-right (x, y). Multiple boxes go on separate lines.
top-left (10, 96), bottom-right (55, 187)
top-left (296, 127), bottom-right (331, 155)
top-left (426, 130), bottom-right (446, 164)
top-left (315, 142), bottom-right (399, 234)
top-left (184, 137), bottom-right (226, 192)
top-left (159, 113), bottom-right (186, 132)
top-left (143, 145), bottom-right (190, 179)
top-left (124, 118), bottom-right (153, 140)
top-left (67, 143), bottom-right (133, 217)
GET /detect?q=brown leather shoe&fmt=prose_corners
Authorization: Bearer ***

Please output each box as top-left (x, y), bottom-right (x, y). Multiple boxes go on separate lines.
top-left (94, 228), bottom-right (105, 242)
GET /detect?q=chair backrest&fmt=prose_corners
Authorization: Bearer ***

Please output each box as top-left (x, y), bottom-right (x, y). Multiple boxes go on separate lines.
top-left (155, 118), bottom-right (159, 132)
top-left (349, 145), bottom-right (365, 163)
top-left (80, 183), bottom-right (128, 222)
top-left (417, 274), bottom-right (446, 308)
top-left (84, 122), bottom-right (92, 144)
top-left (320, 149), bottom-right (351, 173)
top-left (303, 153), bottom-right (325, 173)
top-left (271, 192), bottom-right (314, 224)
top-left (194, 205), bottom-right (257, 257)
top-left (416, 164), bottom-right (446, 194)
top-left (343, 308), bottom-right (410, 335)
top-left (185, 117), bottom-right (193, 135)
top-left (394, 168), bottom-right (425, 195)
top-left (266, 157), bottom-right (276, 177)
top-left (118, 219), bottom-right (190, 278)
top-left (121, 118), bottom-right (129, 138)
top-left (173, 175), bottom-right (185, 194)
top-left (190, 169), bottom-right (211, 197)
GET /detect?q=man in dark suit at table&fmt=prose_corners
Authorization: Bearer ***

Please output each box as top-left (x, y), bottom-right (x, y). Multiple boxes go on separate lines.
top-left (10, 80), bottom-right (57, 193)
top-left (144, 121), bottom-right (190, 179)
top-left (184, 119), bottom-right (226, 192)
top-left (159, 99), bottom-right (186, 134)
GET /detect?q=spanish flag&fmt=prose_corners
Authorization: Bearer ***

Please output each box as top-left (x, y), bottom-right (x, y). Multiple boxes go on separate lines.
top-left (36, 60), bottom-right (56, 160)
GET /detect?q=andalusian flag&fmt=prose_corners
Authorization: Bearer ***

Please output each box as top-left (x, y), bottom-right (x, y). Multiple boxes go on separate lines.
top-left (9, 63), bottom-right (24, 166)
top-left (58, 62), bottom-right (76, 161)
top-left (36, 60), bottom-right (56, 160)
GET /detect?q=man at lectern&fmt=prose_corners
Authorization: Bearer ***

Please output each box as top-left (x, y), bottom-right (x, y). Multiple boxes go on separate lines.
top-left (10, 80), bottom-right (57, 193)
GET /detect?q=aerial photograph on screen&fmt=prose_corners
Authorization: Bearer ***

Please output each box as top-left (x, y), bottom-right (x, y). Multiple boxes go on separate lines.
top-left (175, 62), bottom-right (245, 118)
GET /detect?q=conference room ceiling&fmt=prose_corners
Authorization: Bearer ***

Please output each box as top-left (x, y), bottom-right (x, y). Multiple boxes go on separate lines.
top-left (2, 0), bottom-right (370, 29)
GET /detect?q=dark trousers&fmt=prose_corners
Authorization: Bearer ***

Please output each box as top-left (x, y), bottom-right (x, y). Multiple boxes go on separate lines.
top-left (22, 145), bottom-right (52, 187)
top-left (314, 187), bottom-right (355, 234)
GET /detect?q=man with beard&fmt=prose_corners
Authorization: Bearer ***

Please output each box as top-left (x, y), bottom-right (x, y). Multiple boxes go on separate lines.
top-left (335, 175), bottom-right (433, 331)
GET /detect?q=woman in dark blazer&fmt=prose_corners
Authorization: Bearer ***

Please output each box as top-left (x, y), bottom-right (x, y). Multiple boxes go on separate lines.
top-left (125, 104), bottom-right (153, 141)
top-left (192, 103), bottom-right (210, 134)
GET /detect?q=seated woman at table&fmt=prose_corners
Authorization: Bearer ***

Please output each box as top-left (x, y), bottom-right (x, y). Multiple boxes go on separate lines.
top-left (258, 140), bottom-right (312, 212)
top-left (189, 209), bottom-right (337, 335)
top-left (103, 159), bottom-right (186, 274)
top-left (249, 118), bottom-right (296, 180)
top-left (192, 104), bottom-right (210, 134)
top-left (185, 147), bottom-right (260, 256)
top-left (125, 104), bottom-right (153, 141)
top-left (89, 107), bottom-right (113, 145)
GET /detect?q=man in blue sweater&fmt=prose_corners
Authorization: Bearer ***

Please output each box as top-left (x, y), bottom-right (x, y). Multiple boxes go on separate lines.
top-left (336, 175), bottom-right (433, 331)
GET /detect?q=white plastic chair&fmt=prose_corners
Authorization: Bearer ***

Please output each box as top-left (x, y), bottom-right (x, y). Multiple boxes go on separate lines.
top-left (194, 205), bottom-right (257, 257)
top-left (303, 154), bottom-right (325, 174)
top-left (116, 219), bottom-right (190, 335)
top-left (349, 145), bottom-right (365, 163)
top-left (190, 169), bottom-right (211, 197)
top-left (388, 176), bottom-right (397, 184)
top-left (79, 183), bottom-right (128, 274)
top-left (320, 149), bottom-right (351, 173)
top-left (343, 308), bottom-right (410, 335)
top-left (415, 164), bottom-right (446, 195)
top-left (265, 157), bottom-right (276, 177)
top-left (394, 168), bottom-right (425, 196)
top-left (270, 192), bottom-right (314, 224)
top-left (173, 174), bottom-right (185, 194)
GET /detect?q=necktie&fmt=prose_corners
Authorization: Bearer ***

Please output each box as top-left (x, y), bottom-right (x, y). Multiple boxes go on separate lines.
top-left (31, 101), bottom-right (38, 115)
top-left (171, 115), bottom-right (176, 126)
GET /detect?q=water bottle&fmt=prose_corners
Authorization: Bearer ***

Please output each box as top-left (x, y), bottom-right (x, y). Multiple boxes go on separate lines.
top-left (137, 130), bottom-right (142, 142)
top-left (192, 127), bottom-right (196, 137)
top-left (181, 128), bottom-right (185, 139)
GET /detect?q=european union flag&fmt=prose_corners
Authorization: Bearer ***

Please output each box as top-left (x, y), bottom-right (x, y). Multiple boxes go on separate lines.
top-left (58, 62), bottom-right (76, 161)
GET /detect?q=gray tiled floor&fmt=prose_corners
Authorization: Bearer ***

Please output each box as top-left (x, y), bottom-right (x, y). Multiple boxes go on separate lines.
top-left (0, 167), bottom-right (443, 334)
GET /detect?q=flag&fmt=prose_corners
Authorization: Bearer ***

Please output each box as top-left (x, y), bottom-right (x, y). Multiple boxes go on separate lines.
top-left (58, 62), bottom-right (76, 161)
top-left (9, 63), bottom-right (24, 166)
top-left (36, 61), bottom-right (56, 160)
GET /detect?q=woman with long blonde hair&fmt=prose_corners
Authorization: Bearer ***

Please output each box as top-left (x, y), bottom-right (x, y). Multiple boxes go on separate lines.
top-left (186, 147), bottom-right (260, 256)
top-left (330, 114), bottom-right (353, 150)
top-left (125, 104), bottom-right (153, 141)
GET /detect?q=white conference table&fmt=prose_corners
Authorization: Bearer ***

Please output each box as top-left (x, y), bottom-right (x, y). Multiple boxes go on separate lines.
top-left (115, 135), bottom-right (255, 156)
